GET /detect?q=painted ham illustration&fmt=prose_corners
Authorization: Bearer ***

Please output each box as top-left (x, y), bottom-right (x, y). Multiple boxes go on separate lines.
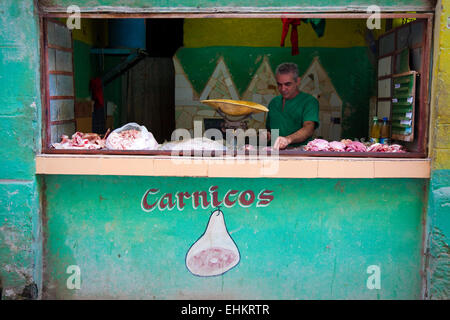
top-left (186, 208), bottom-right (240, 277)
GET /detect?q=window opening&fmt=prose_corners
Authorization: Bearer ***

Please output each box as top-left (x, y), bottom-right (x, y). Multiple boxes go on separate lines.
top-left (42, 15), bottom-right (432, 158)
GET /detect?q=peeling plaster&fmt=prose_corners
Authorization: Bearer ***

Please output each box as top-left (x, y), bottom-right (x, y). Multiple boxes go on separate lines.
top-left (429, 227), bottom-right (450, 299)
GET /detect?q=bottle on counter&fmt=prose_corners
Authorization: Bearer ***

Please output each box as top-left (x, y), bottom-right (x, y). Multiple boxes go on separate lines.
top-left (380, 117), bottom-right (391, 145)
top-left (369, 116), bottom-right (381, 143)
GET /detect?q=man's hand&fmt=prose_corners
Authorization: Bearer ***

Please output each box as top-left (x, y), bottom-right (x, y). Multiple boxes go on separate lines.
top-left (272, 121), bottom-right (316, 150)
top-left (273, 136), bottom-right (292, 150)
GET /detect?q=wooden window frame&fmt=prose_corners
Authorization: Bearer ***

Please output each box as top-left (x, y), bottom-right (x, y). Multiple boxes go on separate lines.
top-left (41, 18), bottom-right (77, 148)
top-left (39, 12), bottom-right (434, 159)
top-left (377, 19), bottom-right (430, 153)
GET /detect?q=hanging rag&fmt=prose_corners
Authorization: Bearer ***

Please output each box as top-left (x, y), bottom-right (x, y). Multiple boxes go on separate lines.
top-left (89, 77), bottom-right (104, 108)
top-left (280, 18), bottom-right (302, 56)
top-left (302, 18), bottom-right (326, 38)
top-left (280, 18), bottom-right (326, 56)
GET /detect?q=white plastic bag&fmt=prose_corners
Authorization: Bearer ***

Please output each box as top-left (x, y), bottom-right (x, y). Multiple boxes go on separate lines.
top-left (106, 122), bottom-right (159, 150)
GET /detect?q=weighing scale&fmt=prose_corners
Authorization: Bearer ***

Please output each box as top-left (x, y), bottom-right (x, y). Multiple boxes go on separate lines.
top-left (200, 99), bottom-right (269, 132)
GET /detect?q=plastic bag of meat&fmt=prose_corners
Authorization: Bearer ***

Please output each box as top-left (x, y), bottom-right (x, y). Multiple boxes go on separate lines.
top-left (106, 122), bottom-right (159, 150)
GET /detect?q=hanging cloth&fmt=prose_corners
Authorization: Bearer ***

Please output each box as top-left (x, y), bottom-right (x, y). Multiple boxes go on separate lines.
top-left (280, 18), bottom-right (301, 56)
top-left (89, 77), bottom-right (104, 108)
top-left (302, 18), bottom-right (326, 38)
top-left (280, 18), bottom-right (326, 56)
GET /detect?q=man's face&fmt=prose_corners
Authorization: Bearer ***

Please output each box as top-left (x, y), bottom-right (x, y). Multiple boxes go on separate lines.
top-left (276, 72), bottom-right (300, 100)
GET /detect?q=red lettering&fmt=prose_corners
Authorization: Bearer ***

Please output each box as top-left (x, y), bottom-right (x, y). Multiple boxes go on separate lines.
top-left (176, 191), bottom-right (191, 210)
top-left (257, 189), bottom-right (274, 207)
top-left (239, 190), bottom-right (255, 207)
top-left (142, 188), bottom-right (160, 212)
top-left (209, 185), bottom-right (223, 207)
top-left (224, 190), bottom-right (239, 207)
top-left (143, 187), bottom-right (274, 212)
top-left (159, 193), bottom-right (176, 210)
top-left (192, 191), bottom-right (210, 209)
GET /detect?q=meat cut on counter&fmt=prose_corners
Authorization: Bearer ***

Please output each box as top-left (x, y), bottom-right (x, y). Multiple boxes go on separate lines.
top-left (52, 131), bottom-right (107, 150)
top-left (52, 123), bottom-right (159, 151)
top-left (303, 138), bottom-right (406, 153)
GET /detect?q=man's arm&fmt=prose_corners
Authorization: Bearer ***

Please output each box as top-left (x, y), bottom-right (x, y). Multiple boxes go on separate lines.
top-left (273, 121), bottom-right (316, 150)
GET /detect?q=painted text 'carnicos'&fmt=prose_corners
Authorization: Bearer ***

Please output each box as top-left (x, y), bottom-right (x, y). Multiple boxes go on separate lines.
top-left (141, 186), bottom-right (274, 212)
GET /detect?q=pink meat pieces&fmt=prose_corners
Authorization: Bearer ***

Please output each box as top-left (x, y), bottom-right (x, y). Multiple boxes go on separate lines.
top-left (304, 139), bottom-right (405, 153)
top-left (367, 143), bottom-right (406, 153)
top-left (344, 141), bottom-right (367, 152)
top-left (389, 144), bottom-right (406, 153)
top-left (52, 132), bottom-right (106, 149)
top-left (304, 139), bottom-right (330, 151)
top-left (328, 141), bottom-right (346, 152)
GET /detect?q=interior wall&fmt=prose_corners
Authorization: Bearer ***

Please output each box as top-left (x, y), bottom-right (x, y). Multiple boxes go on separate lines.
top-left (174, 18), bottom-right (379, 140)
top-left (71, 19), bottom-right (121, 132)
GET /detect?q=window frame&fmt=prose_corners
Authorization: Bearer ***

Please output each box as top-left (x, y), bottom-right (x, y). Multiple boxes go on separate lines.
top-left (42, 18), bottom-right (77, 148)
top-left (39, 12), bottom-right (434, 159)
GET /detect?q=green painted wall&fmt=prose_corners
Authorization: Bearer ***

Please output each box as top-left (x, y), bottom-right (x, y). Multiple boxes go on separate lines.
top-left (0, 0), bottom-right (447, 300)
top-left (426, 170), bottom-right (450, 299)
top-left (43, 175), bottom-right (426, 299)
top-left (425, 0), bottom-right (450, 300)
top-left (0, 0), bottom-right (42, 299)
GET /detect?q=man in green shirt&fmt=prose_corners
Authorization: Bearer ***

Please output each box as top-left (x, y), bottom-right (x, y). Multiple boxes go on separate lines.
top-left (266, 63), bottom-right (320, 150)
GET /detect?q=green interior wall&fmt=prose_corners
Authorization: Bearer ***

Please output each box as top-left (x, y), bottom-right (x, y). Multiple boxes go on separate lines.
top-left (101, 56), bottom-right (124, 128)
top-left (73, 40), bottom-right (92, 99)
top-left (176, 46), bottom-right (376, 139)
top-left (73, 18), bottom-right (376, 138)
top-left (73, 33), bottom-right (123, 128)
top-left (43, 175), bottom-right (426, 299)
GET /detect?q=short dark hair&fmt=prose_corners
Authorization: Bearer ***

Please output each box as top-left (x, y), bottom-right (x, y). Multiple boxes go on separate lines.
top-left (275, 63), bottom-right (299, 79)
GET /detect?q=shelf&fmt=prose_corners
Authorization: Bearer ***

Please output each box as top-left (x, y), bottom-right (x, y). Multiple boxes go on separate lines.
top-left (35, 155), bottom-right (431, 179)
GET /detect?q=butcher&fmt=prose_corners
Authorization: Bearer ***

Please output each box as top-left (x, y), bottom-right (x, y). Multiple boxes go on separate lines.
top-left (266, 62), bottom-right (320, 150)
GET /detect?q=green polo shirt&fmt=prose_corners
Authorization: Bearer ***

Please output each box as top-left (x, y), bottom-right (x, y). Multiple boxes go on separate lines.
top-left (266, 92), bottom-right (320, 147)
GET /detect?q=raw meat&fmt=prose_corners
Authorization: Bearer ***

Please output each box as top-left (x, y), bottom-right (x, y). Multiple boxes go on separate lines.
top-left (342, 140), bottom-right (367, 152)
top-left (303, 139), bottom-right (330, 151)
top-left (303, 139), bottom-right (405, 153)
top-left (328, 141), bottom-right (346, 152)
top-left (367, 143), bottom-right (406, 153)
top-left (106, 129), bottom-right (141, 150)
top-left (105, 123), bottom-right (159, 150)
top-left (52, 131), bottom-right (106, 150)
